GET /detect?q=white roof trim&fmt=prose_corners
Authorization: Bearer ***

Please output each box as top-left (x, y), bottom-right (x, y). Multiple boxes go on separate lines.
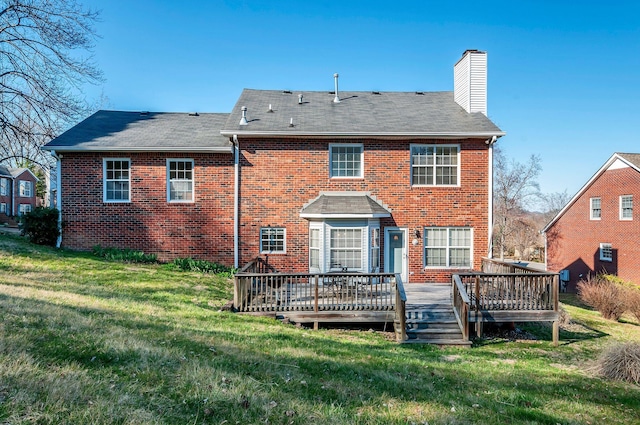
top-left (42, 146), bottom-right (234, 153)
top-left (542, 153), bottom-right (640, 233)
top-left (221, 130), bottom-right (506, 139)
top-left (300, 212), bottom-right (391, 219)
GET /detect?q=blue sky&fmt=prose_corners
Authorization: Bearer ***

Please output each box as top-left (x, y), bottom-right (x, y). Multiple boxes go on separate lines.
top-left (80, 0), bottom-right (640, 200)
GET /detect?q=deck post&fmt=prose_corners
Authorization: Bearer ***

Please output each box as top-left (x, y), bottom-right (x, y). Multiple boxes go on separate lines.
top-left (475, 276), bottom-right (482, 338)
top-left (552, 321), bottom-right (559, 346)
top-left (314, 275), bottom-right (319, 330)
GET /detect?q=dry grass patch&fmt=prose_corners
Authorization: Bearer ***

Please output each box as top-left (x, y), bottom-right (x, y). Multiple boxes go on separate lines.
top-left (594, 342), bottom-right (640, 385)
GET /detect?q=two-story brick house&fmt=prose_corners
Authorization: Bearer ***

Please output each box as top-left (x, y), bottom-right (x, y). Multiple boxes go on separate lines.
top-left (43, 50), bottom-right (504, 283)
top-left (543, 152), bottom-right (640, 290)
top-left (0, 165), bottom-right (39, 218)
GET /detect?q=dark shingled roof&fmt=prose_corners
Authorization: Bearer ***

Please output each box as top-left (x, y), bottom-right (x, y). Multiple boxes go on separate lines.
top-left (43, 111), bottom-right (232, 152)
top-left (222, 89), bottom-right (504, 137)
top-left (0, 166), bottom-right (33, 179)
top-left (300, 193), bottom-right (391, 218)
top-left (618, 153), bottom-right (640, 169)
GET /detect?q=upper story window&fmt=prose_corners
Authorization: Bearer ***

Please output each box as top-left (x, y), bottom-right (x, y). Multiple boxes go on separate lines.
top-left (599, 243), bottom-right (612, 262)
top-left (19, 180), bottom-right (32, 197)
top-left (104, 159), bottom-right (130, 202)
top-left (620, 195), bottom-right (633, 220)
top-left (424, 227), bottom-right (472, 268)
top-left (590, 197), bottom-right (601, 220)
top-left (329, 144), bottom-right (363, 178)
top-left (411, 145), bottom-right (459, 186)
top-left (167, 159), bottom-right (194, 202)
top-left (261, 227), bottom-right (286, 254)
top-left (0, 178), bottom-right (8, 196)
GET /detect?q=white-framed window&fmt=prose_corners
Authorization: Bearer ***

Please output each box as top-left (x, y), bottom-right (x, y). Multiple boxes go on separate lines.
top-left (424, 227), bottom-right (472, 268)
top-left (330, 228), bottom-right (363, 270)
top-left (260, 227), bottom-right (286, 254)
top-left (411, 144), bottom-right (460, 186)
top-left (0, 178), bottom-right (8, 196)
top-left (104, 158), bottom-right (130, 202)
top-left (599, 243), bottom-right (612, 262)
top-left (0, 203), bottom-right (6, 213)
top-left (370, 227), bottom-right (380, 272)
top-left (309, 227), bottom-right (320, 270)
top-left (19, 180), bottom-right (32, 197)
top-left (590, 197), bottom-right (601, 220)
top-left (329, 144), bottom-right (363, 178)
top-left (620, 195), bottom-right (633, 220)
top-left (167, 159), bottom-right (194, 202)
top-left (18, 204), bottom-right (32, 215)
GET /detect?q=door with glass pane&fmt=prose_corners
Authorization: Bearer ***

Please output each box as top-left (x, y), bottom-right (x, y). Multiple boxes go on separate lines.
top-left (385, 228), bottom-right (407, 283)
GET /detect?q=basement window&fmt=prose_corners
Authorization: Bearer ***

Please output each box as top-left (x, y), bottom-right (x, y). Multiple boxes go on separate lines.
top-left (599, 243), bottom-right (612, 262)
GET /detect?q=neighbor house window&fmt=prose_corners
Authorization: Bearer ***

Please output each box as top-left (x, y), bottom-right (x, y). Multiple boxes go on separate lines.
top-left (411, 145), bottom-right (459, 186)
top-left (19, 180), bottom-right (32, 197)
top-left (0, 203), bottom-right (6, 213)
top-left (104, 159), bottom-right (130, 202)
top-left (261, 227), bottom-right (286, 254)
top-left (309, 228), bottom-right (320, 269)
top-left (330, 228), bottom-right (362, 270)
top-left (167, 159), bottom-right (194, 202)
top-left (329, 144), bottom-right (363, 178)
top-left (590, 197), bottom-right (601, 220)
top-left (0, 178), bottom-right (8, 196)
top-left (600, 243), bottom-right (612, 262)
top-left (620, 195), bottom-right (633, 220)
top-left (18, 204), bottom-right (31, 215)
top-left (424, 227), bottom-right (472, 268)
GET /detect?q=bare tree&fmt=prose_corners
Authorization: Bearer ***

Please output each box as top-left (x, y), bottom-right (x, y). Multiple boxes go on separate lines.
top-left (0, 0), bottom-right (102, 168)
top-left (493, 147), bottom-right (542, 260)
top-left (539, 190), bottom-right (572, 223)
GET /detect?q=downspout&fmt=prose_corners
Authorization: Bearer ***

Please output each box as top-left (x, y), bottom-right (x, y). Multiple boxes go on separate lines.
top-left (11, 175), bottom-right (16, 216)
top-left (50, 150), bottom-right (63, 248)
top-left (487, 135), bottom-right (498, 258)
top-left (232, 135), bottom-right (239, 269)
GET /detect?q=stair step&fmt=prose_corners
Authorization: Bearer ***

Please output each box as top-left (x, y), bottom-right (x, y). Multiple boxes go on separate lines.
top-left (407, 328), bottom-right (462, 335)
top-left (402, 338), bottom-right (472, 346)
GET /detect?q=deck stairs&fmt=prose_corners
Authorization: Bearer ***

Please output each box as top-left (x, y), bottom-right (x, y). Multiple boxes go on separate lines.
top-left (403, 284), bottom-right (471, 346)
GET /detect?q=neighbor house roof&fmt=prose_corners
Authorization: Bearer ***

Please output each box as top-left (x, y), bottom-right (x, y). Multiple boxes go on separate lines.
top-left (300, 192), bottom-right (392, 218)
top-left (221, 89), bottom-right (505, 139)
top-left (0, 165), bottom-right (10, 178)
top-left (0, 166), bottom-right (38, 181)
top-left (43, 111), bottom-right (232, 153)
top-left (542, 152), bottom-right (640, 233)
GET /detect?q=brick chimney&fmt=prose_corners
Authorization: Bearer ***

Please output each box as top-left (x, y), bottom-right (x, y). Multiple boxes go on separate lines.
top-left (454, 50), bottom-right (487, 115)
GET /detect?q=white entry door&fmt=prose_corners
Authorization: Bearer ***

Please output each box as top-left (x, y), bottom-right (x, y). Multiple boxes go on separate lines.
top-left (385, 228), bottom-right (408, 283)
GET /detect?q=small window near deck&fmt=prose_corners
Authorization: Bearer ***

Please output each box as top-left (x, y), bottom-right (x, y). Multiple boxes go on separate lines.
top-left (261, 227), bottom-right (286, 254)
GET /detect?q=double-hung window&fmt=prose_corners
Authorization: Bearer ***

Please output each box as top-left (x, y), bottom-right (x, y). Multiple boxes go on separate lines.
top-left (370, 227), bottom-right (380, 272)
top-left (18, 204), bottom-right (31, 215)
top-left (104, 159), bottom-right (130, 202)
top-left (0, 203), bottom-right (6, 213)
top-left (329, 228), bottom-right (362, 270)
top-left (329, 144), bottom-right (363, 178)
top-left (0, 178), bottom-right (8, 196)
top-left (309, 228), bottom-right (320, 270)
top-left (167, 159), bottom-right (194, 202)
top-left (424, 227), bottom-right (472, 268)
top-left (411, 145), bottom-right (459, 186)
top-left (19, 180), bottom-right (32, 197)
top-left (261, 227), bottom-right (286, 254)
top-left (620, 195), bottom-right (633, 220)
top-left (590, 197), bottom-right (601, 220)
top-left (600, 243), bottom-right (612, 262)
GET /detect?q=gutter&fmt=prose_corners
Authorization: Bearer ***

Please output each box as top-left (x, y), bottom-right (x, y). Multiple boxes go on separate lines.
top-left (232, 135), bottom-right (239, 269)
top-left (50, 150), bottom-right (63, 248)
top-left (220, 130), bottom-right (506, 139)
top-left (41, 146), bottom-right (234, 154)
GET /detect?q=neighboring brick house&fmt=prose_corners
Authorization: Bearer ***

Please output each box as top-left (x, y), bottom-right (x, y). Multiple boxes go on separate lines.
top-left (0, 165), bottom-right (39, 218)
top-left (43, 50), bottom-right (505, 283)
top-left (543, 153), bottom-right (640, 290)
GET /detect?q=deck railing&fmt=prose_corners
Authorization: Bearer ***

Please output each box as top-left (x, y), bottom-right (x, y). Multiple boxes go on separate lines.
top-left (451, 274), bottom-right (470, 341)
top-left (481, 258), bottom-right (541, 274)
top-left (234, 272), bottom-right (398, 313)
top-left (457, 272), bottom-right (558, 311)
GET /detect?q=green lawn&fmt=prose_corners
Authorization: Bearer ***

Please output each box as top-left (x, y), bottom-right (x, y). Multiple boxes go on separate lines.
top-left (1, 234), bottom-right (639, 425)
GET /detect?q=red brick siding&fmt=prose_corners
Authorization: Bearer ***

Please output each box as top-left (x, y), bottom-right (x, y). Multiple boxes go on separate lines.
top-left (13, 171), bottom-right (38, 216)
top-left (238, 138), bottom-right (490, 282)
top-left (60, 152), bottom-right (235, 264)
top-left (0, 176), bottom-right (10, 213)
top-left (546, 166), bottom-right (640, 289)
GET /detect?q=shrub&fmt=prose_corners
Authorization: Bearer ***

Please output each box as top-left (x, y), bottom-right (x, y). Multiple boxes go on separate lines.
top-left (595, 342), bottom-right (640, 385)
top-left (626, 286), bottom-right (640, 324)
top-left (92, 246), bottom-right (157, 263)
top-left (577, 274), bottom-right (626, 321)
top-left (20, 207), bottom-right (60, 246)
top-left (170, 257), bottom-right (236, 277)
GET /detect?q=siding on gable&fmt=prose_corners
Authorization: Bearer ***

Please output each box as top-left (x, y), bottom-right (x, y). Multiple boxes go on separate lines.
top-left (59, 152), bottom-right (235, 264)
top-left (237, 137), bottom-right (490, 283)
top-left (546, 166), bottom-right (640, 289)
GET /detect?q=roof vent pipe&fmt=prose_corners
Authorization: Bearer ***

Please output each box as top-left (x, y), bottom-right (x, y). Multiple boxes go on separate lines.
top-left (333, 73), bottom-right (340, 103)
top-left (298, 94), bottom-right (303, 104)
top-left (239, 106), bottom-right (248, 125)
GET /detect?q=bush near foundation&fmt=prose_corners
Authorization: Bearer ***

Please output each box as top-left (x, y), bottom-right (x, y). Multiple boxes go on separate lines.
top-left (19, 207), bottom-right (60, 246)
top-left (626, 286), bottom-right (640, 324)
top-left (577, 274), bottom-right (627, 321)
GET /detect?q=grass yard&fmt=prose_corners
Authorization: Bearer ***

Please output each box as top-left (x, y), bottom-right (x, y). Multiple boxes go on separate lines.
top-left (1, 234), bottom-right (639, 425)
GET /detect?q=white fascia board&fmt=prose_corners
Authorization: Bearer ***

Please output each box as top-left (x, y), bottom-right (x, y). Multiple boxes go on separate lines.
top-left (221, 130), bottom-right (506, 139)
top-left (300, 213), bottom-right (391, 219)
top-left (542, 153), bottom-right (634, 233)
top-left (41, 146), bottom-right (234, 154)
